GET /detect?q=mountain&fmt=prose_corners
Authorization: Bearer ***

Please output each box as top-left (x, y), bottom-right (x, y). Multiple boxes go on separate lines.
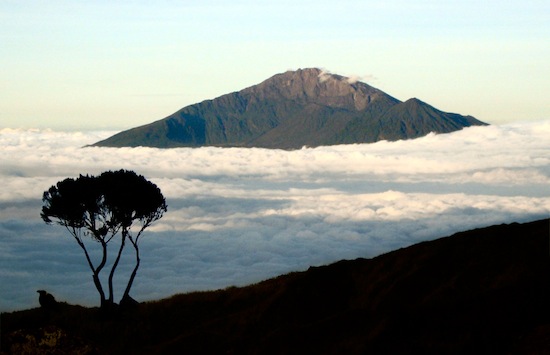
top-left (3, 218), bottom-right (549, 354)
top-left (93, 68), bottom-right (487, 149)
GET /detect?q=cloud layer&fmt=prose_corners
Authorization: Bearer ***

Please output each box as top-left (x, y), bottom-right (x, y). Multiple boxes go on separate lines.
top-left (1, 122), bottom-right (550, 311)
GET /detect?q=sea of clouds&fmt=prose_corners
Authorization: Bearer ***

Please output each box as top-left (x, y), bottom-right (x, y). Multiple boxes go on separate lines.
top-left (1, 122), bottom-right (550, 312)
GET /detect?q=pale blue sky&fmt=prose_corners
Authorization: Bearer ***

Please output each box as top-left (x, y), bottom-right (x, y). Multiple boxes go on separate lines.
top-left (1, 0), bottom-right (548, 130)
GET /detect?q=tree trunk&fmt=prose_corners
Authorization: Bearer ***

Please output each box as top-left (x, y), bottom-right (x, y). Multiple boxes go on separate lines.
top-left (96, 240), bottom-right (110, 308)
top-left (108, 234), bottom-right (126, 303)
top-left (75, 235), bottom-right (108, 308)
top-left (122, 239), bottom-right (140, 301)
top-left (93, 273), bottom-right (106, 307)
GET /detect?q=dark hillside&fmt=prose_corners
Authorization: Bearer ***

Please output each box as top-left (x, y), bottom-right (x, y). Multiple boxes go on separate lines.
top-left (2, 219), bottom-right (549, 354)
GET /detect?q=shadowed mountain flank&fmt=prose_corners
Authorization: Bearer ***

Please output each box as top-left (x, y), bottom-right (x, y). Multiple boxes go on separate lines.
top-left (93, 68), bottom-right (487, 149)
top-left (2, 219), bottom-right (549, 354)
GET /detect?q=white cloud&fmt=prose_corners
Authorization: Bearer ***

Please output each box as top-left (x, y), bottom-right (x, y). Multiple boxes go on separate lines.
top-left (318, 68), bottom-right (332, 83)
top-left (346, 73), bottom-right (379, 85)
top-left (1, 122), bottom-right (550, 311)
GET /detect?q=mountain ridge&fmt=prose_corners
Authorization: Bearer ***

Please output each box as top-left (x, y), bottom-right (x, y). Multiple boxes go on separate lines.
top-left (93, 68), bottom-right (487, 149)
top-left (2, 218), bottom-right (550, 354)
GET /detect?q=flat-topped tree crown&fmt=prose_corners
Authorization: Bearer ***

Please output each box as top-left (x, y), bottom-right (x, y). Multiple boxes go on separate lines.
top-left (41, 170), bottom-right (167, 309)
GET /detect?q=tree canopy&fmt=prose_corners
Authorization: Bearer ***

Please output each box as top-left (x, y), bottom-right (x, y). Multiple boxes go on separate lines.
top-left (41, 170), bottom-right (167, 309)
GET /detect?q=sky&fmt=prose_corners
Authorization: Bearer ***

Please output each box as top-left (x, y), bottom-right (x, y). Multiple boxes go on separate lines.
top-left (1, 0), bottom-right (549, 130)
top-left (1, 122), bottom-right (550, 311)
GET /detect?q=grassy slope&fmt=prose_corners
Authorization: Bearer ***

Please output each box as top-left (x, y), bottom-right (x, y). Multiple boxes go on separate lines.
top-left (2, 218), bottom-right (550, 354)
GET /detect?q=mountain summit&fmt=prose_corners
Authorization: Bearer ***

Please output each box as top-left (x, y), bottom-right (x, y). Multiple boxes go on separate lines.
top-left (93, 68), bottom-right (487, 149)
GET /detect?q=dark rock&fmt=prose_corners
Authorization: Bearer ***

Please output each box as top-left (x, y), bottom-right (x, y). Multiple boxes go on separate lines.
top-left (120, 295), bottom-right (139, 310)
top-left (37, 290), bottom-right (58, 310)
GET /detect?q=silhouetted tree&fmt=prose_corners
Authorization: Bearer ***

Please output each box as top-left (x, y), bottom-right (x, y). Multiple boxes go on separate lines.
top-left (41, 170), bottom-right (167, 309)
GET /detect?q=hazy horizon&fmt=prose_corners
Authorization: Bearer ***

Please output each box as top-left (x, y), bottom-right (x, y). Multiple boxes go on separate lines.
top-left (1, 121), bottom-right (549, 312)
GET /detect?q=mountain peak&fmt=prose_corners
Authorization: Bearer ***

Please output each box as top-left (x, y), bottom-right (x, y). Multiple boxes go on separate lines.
top-left (249, 68), bottom-right (391, 111)
top-left (93, 69), bottom-right (487, 149)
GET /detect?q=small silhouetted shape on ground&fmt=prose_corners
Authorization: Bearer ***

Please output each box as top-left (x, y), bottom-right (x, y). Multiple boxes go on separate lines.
top-left (37, 290), bottom-right (58, 309)
top-left (120, 294), bottom-right (139, 310)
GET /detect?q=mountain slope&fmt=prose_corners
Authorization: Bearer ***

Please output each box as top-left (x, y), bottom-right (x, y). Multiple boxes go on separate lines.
top-left (93, 68), bottom-right (487, 149)
top-left (3, 219), bottom-right (549, 354)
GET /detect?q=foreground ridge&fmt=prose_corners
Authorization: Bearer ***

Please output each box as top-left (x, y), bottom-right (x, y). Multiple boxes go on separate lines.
top-left (2, 218), bottom-right (549, 354)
